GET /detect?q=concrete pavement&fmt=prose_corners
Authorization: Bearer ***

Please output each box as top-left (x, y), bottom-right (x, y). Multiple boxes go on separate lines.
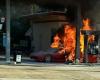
top-left (0, 62), bottom-right (100, 80)
top-left (0, 55), bottom-right (100, 80)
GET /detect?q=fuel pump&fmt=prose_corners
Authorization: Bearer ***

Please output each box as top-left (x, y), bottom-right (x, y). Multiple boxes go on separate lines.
top-left (87, 39), bottom-right (98, 63)
top-left (81, 30), bottom-right (99, 63)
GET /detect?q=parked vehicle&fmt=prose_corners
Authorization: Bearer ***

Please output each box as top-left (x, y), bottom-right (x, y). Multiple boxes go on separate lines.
top-left (30, 48), bottom-right (65, 63)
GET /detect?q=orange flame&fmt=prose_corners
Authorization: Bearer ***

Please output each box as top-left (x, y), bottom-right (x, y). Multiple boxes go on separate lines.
top-left (50, 34), bottom-right (60, 48)
top-left (82, 18), bottom-right (93, 30)
top-left (63, 25), bottom-right (76, 52)
top-left (51, 24), bottom-right (76, 61)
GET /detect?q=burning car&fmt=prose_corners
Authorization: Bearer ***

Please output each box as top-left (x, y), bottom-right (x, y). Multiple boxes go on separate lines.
top-left (30, 48), bottom-right (65, 62)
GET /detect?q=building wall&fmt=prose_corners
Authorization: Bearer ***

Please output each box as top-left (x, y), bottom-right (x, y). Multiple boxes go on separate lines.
top-left (31, 22), bottom-right (67, 52)
top-left (87, 0), bottom-right (100, 30)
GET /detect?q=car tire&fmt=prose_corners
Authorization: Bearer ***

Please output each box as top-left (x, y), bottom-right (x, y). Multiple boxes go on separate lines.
top-left (45, 55), bottom-right (51, 63)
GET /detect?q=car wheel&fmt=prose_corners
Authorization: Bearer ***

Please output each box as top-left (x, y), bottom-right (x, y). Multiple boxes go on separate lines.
top-left (45, 55), bottom-right (51, 63)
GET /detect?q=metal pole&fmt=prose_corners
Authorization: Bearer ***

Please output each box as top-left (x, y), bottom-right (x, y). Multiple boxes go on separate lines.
top-left (6, 0), bottom-right (11, 63)
top-left (84, 35), bottom-right (88, 63)
top-left (75, 4), bottom-right (82, 64)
